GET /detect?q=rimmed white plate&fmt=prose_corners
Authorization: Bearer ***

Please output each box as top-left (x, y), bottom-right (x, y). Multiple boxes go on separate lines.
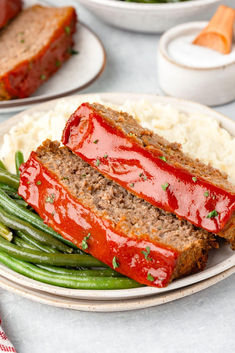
top-left (0, 267), bottom-right (234, 312)
top-left (77, 0), bottom-right (222, 33)
top-left (0, 0), bottom-right (106, 114)
top-left (0, 93), bottom-right (234, 303)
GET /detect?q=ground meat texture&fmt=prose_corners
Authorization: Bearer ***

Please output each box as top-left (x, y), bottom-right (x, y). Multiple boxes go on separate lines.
top-left (62, 103), bottom-right (235, 248)
top-left (18, 140), bottom-right (218, 287)
top-left (0, 5), bottom-right (76, 100)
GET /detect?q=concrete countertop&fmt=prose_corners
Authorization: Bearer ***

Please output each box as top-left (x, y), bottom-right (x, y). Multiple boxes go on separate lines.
top-left (0, 1), bottom-right (234, 352)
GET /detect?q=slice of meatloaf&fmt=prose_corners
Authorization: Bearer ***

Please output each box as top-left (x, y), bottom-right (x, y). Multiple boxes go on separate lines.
top-left (18, 140), bottom-right (218, 287)
top-left (0, 5), bottom-right (76, 100)
top-left (62, 103), bottom-right (235, 249)
top-left (0, 0), bottom-right (22, 29)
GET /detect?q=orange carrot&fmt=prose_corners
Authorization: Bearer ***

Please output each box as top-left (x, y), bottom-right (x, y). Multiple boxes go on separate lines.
top-left (193, 5), bottom-right (235, 55)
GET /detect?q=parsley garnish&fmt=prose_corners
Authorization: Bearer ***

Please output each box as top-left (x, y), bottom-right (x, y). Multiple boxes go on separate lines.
top-left (63, 177), bottom-right (69, 180)
top-left (36, 181), bottom-right (41, 185)
top-left (55, 60), bottom-right (61, 67)
top-left (206, 210), bottom-right (218, 219)
top-left (64, 26), bottom-right (70, 34)
top-left (20, 39), bottom-right (25, 43)
top-left (161, 183), bottom-right (169, 191)
top-left (142, 246), bottom-right (152, 261)
top-left (40, 74), bottom-right (46, 80)
top-left (82, 233), bottom-right (91, 250)
top-left (159, 156), bottom-right (167, 162)
top-left (147, 273), bottom-right (154, 282)
top-left (192, 177), bottom-right (197, 183)
top-left (103, 154), bottom-right (108, 159)
top-left (82, 174), bottom-right (86, 177)
top-left (68, 48), bottom-right (79, 55)
top-left (130, 183), bottom-right (134, 187)
top-left (143, 176), bottom-right (147, 181)
top-left (95, 159), bottom-right (100, 167)
top-left (93, 139), bottom-right (99, 144)
top-left (46, 194), bottom-right (55, 204)
top-left (112, 256), bottom-right (119, 269)
top-left (139, 173), bottom-right (143, 177)
top-left (204, 191), bottom-right (209, 197)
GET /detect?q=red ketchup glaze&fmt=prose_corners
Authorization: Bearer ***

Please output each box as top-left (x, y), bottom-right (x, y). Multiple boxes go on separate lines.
top-left (62, 103), bottom-right (235, 234)
top-left (0, 0), bottom-right (22, 29)
top-left (2, 10), bottom-right (76, 99)
top-left (18, 153), bottom-right (179, 288)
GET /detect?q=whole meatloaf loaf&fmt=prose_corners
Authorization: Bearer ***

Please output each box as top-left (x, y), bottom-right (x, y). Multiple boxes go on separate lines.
top-left (18, 140), bottom-right (218, 288)
top-left (62, 103), bottom-right (235, 248)
top-left (0, 5), bottom-right (77, 100)
top-left (0, 0), bottom-right (22, 29)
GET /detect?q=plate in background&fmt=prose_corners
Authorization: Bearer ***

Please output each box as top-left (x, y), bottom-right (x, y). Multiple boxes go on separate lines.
top-left (0, 0), bottom-right (106, 114)
top-left (0, 93), bottom-right (234, 302)
top-left (77, 0), bottom-right (222, 33)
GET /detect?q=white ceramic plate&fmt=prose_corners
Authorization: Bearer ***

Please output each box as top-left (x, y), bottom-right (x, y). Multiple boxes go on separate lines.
top-left (77, 0), bottom-right (222, 33)
top-left (0, 267), bottom-right (234, 312)
top-left (0, 93), bottom-right (234, 302)
top-left (0, 0), bottom-right (106, 114)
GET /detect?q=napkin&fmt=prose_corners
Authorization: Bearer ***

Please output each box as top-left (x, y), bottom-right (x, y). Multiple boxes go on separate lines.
top-left (0, 320), bottom-right (17, 352)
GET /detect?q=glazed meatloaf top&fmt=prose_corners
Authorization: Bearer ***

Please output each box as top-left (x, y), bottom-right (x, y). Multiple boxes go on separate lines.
top-left (0, 0), bottom-right (22, 29)
top-left (0, 5), bottom-right (75, 77)
top-left (91, 104), bottom-right (235, 193)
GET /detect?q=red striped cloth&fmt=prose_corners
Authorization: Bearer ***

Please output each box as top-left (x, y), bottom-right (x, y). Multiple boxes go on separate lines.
top-left (0, 321), bottom-right (16, 353)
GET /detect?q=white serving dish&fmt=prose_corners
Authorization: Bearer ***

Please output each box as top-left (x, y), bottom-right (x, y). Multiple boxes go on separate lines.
top-left (157, 22), bottom-right (235, 106)
top-left (0, 93), bottom-right (234, 306)
top-left (77, 0), bottom-right (222, 33)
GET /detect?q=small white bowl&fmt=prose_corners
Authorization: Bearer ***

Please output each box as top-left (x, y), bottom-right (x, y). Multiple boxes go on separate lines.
top-left (77, 0), bottom-right (222, 33)
top-left (157, 22), bottom-right (235, 106)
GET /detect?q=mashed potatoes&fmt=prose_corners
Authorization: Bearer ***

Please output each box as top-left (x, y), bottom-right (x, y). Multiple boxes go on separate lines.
top-left (0, 97), bottom-right (235, 184)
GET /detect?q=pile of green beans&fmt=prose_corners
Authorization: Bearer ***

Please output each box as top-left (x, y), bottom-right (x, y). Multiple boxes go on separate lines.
top-left (0, 154), bottom-right (142, 290)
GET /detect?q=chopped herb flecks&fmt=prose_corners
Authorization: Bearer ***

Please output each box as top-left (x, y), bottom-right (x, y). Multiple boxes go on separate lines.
top-left (20, 39), bottom-right (25, 43)
top-left (64, 26), bottom-right (70, 34)
top-left (63, 177), bottom-right (69, 180)
top-left (55, 60), bottom-right (61, 67)
top-left (143, 176), bottom-right (147, 181)
top-left (112, 256), bottom-right (119, 269)
top-left (204, 191), bottom-right (209, 197)
top-left (142, 246), bottom-right (152, 261)
top-left (36, 181), bottom-right (41, 185)
top-left (82, 174), bottom-right (86, 177)
top-left (192, 177), bottom-right (197, 183)
top-left (82, 233), bottom-right (91, 250)
top-left (46, 194), bottom-right (55, 204)
top-left (93, 139), bottom-right (99, 144)
top-left (147, 273), bottom-right (154, 282)
top-left (95, 159), bottom-right (100, 167)
top-left (130, 183), bottom-right (134, 187)
top-left (159, 156), bottom-right (167, 162)
top-left (139, 173), bottom-right (143, 177)
top-left (40, 74), bottom-right (46, 80)
top-left (68, 48), bottom-right (79, 55)
top-left (206, 210), bottom-right (218, 219)
top-left (103, 154), bottom-right (108, 159)
top-left (161, 183), bottom-right (169, 191)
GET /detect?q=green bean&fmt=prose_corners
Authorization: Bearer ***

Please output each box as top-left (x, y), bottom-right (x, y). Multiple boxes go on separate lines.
top-left (37, 265), bottom-right (123, 277)
top-left (0, 184), bottom-right (22, 200)
top-left (16, 230), bottom-right (57, 254)
top-left (15, 151), bottom-right (24, 176)
top-left (0, 250), bottom-right (141, 289)
top-left (13, 236), bottom-right (36, 250)
top-left (0, 222), bottom-right (13, 242)
top-left (15, 199), bottom-right (28, 207)
top-left (0, 189), bottom-right (77, 249)
top-left (0, 161), bottom-right (7, 170)
top-left (0, 169), bottom-right (19, 189)
top-left (0, 206), bottom-right (72, 253)
top-left (0, 236), bottom-right (105, 267)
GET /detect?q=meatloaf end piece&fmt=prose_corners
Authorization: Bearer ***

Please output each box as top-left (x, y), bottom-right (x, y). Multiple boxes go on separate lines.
top-left (18, 140), bottom-right (218, 287)
top-left (0, 0), bottom-right (22, 29)
top-left (0, 5), bottom-right (77, 100)
top-left (62, 103), bottom-right (235, 248)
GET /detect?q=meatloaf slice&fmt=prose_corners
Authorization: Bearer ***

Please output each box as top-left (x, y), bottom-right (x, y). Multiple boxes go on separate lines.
top-left (62, 103), bottom-right (235, 248)
top-left (18, 140), bottom-right (218, 287)
top-left (0, 5), bottom-right (76, 100)
top-left (0, 0), bottom-right (22, 29)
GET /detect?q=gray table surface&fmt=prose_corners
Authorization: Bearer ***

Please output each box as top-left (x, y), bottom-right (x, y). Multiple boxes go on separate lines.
top-left (0, 1), bottom-right (235, 352)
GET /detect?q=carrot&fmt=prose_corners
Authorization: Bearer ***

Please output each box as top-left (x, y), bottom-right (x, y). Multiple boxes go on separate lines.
top-left (193, 5), bottom-right (235, 55)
